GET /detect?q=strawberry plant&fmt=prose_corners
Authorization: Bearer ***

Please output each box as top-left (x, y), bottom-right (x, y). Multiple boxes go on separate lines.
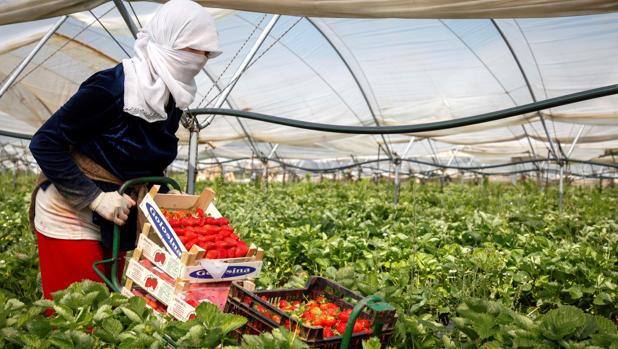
top-left (1, 173), bottom-right (617, 347)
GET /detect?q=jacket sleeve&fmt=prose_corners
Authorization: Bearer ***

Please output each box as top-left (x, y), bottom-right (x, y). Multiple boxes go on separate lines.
top-left (29, 84), bottom-right (119, 210)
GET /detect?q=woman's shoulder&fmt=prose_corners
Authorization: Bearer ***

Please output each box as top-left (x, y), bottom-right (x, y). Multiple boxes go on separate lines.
top-left (79, 64), bottom-right (125, 101)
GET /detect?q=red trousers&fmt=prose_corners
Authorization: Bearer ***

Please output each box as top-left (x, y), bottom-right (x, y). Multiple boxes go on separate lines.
top-left (36, 232), bottom-right (125, 300)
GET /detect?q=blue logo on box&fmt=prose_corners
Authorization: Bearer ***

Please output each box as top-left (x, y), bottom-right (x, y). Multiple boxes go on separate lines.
top-left (189, 266), bottom-right (257, 279)
top-left (146, 202), bottom-right (182, 257)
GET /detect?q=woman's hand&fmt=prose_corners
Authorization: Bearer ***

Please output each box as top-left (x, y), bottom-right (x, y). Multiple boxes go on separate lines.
top-left (167, 189), bottom-right (184, 195)
top-left (89, 192), bottom-right (136, 225)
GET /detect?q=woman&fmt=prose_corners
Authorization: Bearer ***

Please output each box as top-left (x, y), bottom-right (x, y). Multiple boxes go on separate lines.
top-left (28, 0), bottom-right (222, 299)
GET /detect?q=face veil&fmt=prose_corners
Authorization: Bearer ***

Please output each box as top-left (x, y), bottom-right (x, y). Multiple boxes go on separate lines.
top-left (121, 0), bottom-right (222, 122)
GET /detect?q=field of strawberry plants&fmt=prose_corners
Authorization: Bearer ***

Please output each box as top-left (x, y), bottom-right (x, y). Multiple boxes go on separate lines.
top-left (1, 172), bottom-right (617, 348)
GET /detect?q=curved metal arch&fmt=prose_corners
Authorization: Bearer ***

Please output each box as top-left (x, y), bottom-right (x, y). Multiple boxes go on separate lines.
top-left (437, 20), bottom-right (539, 164)
top-left (232, 15), bottom-right (392, 161)
top-left (200, 67), bottom-right (261, 157)
top-left (490, 19), bottom-right (561, 160)
top-left (306, 17), bottom-right (394, 159)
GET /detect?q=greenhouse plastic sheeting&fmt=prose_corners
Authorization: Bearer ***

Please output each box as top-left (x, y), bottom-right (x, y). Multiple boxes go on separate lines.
top-left (0, 1), bottom-right (617, 173)
top-left (2, 0), bottom-right (618, 25)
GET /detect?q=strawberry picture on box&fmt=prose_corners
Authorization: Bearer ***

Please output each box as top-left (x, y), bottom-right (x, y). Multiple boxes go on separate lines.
top-left (144, 277), bottom-right (159, 290)
top-left (140, 260), bottom-right (175, 284)
top-left (154, 251), bottom-right (166, 264)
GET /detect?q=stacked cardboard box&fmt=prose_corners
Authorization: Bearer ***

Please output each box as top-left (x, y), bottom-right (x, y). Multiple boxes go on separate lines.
top-left (123, 186), bottom-right (263, 320)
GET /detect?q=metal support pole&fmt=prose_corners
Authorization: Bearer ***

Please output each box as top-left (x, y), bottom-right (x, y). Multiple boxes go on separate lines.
top-left (559, 163), bottom-right (565, 211)
top-left (185, 14), bottom-right (279, 192)
top-left (261, 144), bottom-right (279, 188)
top-left (200, 15), bottom-right (280, 127)
top-left (393, 158), bottom-right (401, 205)
top-left (187, 124), bottom-right (199, 194)
top-left (402, 137), bottom-right (417, 158)
top-left (567, 125), bottom-right (585, 158)
top-left (0, 16), bottom-right (67, 99)
top-left (351, 155), bottom-right (361, 180)
top-left (112, 0), bottom-right (139, 38)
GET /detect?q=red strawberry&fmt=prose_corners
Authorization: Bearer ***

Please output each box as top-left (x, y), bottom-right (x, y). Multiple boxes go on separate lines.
top-left (323, 316), bottom-right (336, 327)
top-left (323, 327), bottom-right (334, 338)
top-left (336, 321), bottom-right (346, 335)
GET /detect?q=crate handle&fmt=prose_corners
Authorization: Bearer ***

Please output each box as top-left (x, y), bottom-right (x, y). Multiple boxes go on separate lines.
top-left (339, 295), bottom-right (394, 349)
top-left (93, 176), bottom-right (181, 292)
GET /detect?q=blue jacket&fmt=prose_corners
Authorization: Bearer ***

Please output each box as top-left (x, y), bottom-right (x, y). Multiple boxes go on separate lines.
top-left (30, 64), bottom-right (182, 250)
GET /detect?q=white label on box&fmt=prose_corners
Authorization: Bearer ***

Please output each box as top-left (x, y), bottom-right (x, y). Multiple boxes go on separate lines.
top-left (184, 260), bottom-right (263, 282)
top-left (138, 234), bottom-right (182, 279)
top-left (139, 194), bottom-right (187, 258)
top-left (167, 298), bottom-right (197, 321)
top-left (125, 259), bottom-right (175, 305)
top-left (206, 203), bottom-right (222, 218)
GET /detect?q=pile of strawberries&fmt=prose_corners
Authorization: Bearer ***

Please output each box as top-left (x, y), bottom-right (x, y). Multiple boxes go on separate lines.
top-left (257, 295), bottom-right (372, 338)
top-left (162, 208), bottom-right (249, 259)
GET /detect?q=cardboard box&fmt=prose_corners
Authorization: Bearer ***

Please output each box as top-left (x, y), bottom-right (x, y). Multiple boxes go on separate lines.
top-left (138, 229), bottom-right (263, 283)
top-left (125, 258), bottom-right (176, 305)
top-left (125, 186), bottom-right (265, 321)
top-left (138, 187), bottom-right (264, 283)
top-left (137, 232), bottom-right (184, 279)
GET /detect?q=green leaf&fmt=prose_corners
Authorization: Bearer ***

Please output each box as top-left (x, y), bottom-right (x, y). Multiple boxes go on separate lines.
top-left (47, 333), bottom-right (73, 349)
top-left (236, 328), bottom-right (309, 349)
top-left (127, 296), bottom-right (147, 318)
top-left (33, 299), bottom-right (55, 309)
top-left (52, 304), bottom-right (75, 322)
top-left (119, 337), bottom-right (138, 349)
top-left (93, 304), bottom-right (113, 322)
top-left (471, 313), bottom-right (499, 340)
top-left (194, 301), bottom-right (247, 334)
top-left (21, 334), bottom-right (45, 348)
top-left (93, 327), bottom-right (116, 344)
top-left (590, 333), bottom-right (618, 347)
top-left (539, 306), bottom-right (586, 341)
top-left (59, 292), bottom-right (86, 310)
top-left (103, 317), bottom-right (124, 336)
top-left (574, 314), bottom-right (598, 340)
top-left (565, 286), bottom-right (583, 300)
top-left (25, 317), bottom-right (52, 337)
top-left (594, 315), bottom-right (618, 335)
top-left (121, 306), bottom-right (142, 323)
top-left (5, 299), bottom-right (25, 311)
top-left (0, 327), bottom-right (23, 345)
top-left (362, 337), bottom-right (382, 349)
top-left (69, 330), bottom-right (95, 349)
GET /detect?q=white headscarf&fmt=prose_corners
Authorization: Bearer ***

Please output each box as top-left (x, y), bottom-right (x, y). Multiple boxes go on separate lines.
top-left (122, 0), bottom-right (222, 122)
